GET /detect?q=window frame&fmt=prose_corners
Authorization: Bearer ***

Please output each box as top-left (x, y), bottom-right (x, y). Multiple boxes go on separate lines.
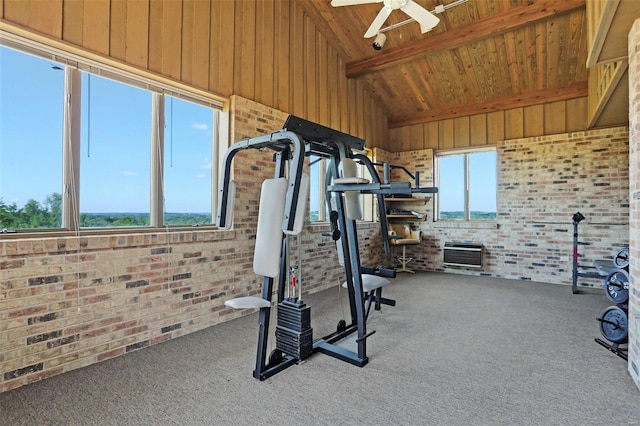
top-left (434, 146), bottom-right (497, 222)
top-left (0, 30), bottom-right (228, 234)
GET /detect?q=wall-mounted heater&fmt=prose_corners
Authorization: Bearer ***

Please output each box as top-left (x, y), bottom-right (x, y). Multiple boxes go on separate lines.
top-left (443, 242), bottom-right (483, 268)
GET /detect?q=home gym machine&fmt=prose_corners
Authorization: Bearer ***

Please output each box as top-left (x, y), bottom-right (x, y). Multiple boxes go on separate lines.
top-left (218, 115), bottom-right (436, 380)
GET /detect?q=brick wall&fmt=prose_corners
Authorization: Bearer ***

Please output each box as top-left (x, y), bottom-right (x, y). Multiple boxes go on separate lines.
top-left (377, 127), bottom-right (629, 286)
top-left (628, 19), bottom-right (640, 391)
top-left (0, 96), bottom-right (382, 393)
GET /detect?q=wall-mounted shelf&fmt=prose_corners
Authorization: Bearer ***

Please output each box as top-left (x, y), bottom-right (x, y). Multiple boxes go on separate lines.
top-left (384, 197), bottom-right (429, 220)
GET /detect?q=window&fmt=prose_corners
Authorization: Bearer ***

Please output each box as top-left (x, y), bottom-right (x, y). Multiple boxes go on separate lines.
top-left (0, 46), bottom-right (64, 229)
top-left (163, 96), bottom-right (214, 226)
top-left (80, 73), bottom-right (152, 227)
top-left (436, 149), bottom-right (497, 221)
top-left (0, 32), bottom-right (226, 232)
top-left (309, 155), bottom-right (327, 222)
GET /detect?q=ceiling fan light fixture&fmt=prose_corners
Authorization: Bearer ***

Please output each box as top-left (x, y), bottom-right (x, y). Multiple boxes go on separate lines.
top-left (332, 0), bottom-right (442, 39)
top-left (372, 32), bottom-right (387, 50)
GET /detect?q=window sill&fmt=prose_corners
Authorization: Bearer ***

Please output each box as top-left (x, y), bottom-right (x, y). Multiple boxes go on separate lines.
top-left (433, 221), bottom-right (497, 230)
top-left (0, 225), bottom-right (231, 240)
top-left (308, 221), bottom-right (377, 233)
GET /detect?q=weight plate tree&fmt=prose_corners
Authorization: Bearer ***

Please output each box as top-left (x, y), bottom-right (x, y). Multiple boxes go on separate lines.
top-left (613, 246), bottom-right (629, 269)
top-left (604, 268), bottom-right (630, 305)
top-left (597, 306), bottom-right (629, 344)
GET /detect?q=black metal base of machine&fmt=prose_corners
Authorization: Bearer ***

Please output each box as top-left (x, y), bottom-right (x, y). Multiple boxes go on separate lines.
top-left (253, 352), bottom-right (298, 381)
top-left (312, 323), bottom-right (369, 367)
top-left (594, 338), bottom-right (628, 361)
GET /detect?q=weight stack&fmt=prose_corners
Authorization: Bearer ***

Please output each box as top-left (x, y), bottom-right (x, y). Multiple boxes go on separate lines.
top-left (275, 298), bottom-right (313, 360)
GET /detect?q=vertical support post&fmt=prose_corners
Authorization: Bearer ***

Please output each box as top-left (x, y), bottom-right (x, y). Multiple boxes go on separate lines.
top-left (150, 93), bottom-right (165, 227)
top-left (253, 276), bottom-right (274, 379)
top-left (354, 153), bottom-right (390, 254)
top-left (572, 220), bottom-right (579, 294)
top-left (62, 68), bottom-right (81, 230)
top-left (337, 143), bottom-right (368, 363)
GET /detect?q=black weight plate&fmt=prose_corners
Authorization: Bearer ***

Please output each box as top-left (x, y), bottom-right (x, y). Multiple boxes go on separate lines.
top-left (598, 306), bottom-right (628, 344)
top-left (613, 247), bottom-right (629, 269)
top-left (269, 349), bottom-right (283, 365)
top-left (604, 268), bottom-right (630, 304)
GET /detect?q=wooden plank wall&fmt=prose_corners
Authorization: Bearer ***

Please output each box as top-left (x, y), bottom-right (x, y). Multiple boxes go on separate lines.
top-left (388, 97), bottom-right (589, 151)
top-left (0, 0), bottom-right (389, 149)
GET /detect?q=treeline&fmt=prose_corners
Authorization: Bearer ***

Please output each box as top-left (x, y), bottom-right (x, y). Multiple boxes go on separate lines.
top-left (0, 194), bottom-right (62, 229)
top-left (0, 194), bottom-right (211, 229)
top-left (440, 211), bottom-right (497, 220)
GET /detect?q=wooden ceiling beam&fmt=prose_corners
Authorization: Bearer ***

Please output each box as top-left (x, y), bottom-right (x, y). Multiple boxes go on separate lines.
top-left (388, 82), bottom-right (588, 128)
top-left (346, 0), bottom-right (586, 78)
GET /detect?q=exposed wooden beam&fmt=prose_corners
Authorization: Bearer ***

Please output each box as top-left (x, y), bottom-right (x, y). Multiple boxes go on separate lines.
top-left (346, 0), bottom-right (586, 78)
top-left (388, 82), bottom-right (588, 128)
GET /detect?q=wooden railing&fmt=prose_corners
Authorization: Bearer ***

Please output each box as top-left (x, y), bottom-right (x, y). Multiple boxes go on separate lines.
top-left (586, 0), bottom-right (618, 67)
top-left (588, 59), bottom-right (627, 127)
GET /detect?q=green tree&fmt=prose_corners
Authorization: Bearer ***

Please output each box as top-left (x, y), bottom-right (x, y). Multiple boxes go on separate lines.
top-left (44, 193), bottom-right (62, 227)
top-left (0, 199), bottom-right (20, 229)
top-left (0, 194), bottom-right (62, 229)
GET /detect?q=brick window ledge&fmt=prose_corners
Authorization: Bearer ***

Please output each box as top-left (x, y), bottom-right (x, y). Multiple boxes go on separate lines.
top-left (433, 221), bottom-right (498, 230)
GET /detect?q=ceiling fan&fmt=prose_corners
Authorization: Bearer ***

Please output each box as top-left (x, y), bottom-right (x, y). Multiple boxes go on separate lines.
top-left (331, 0), bottom-right (441, 38)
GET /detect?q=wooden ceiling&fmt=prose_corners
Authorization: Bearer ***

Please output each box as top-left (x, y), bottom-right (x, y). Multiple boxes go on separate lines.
top-left (300, 0), bottom-right (588, 127)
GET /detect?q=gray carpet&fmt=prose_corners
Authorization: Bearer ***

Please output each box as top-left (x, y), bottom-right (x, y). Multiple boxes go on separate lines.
top-left (1, 272), bottom-right (638, 425)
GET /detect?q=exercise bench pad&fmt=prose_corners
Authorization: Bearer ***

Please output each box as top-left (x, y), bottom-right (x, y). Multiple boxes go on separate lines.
top-left (342, 274), bottom-right (390, 293)
top-left (225, 296), bottom-right (271, 310)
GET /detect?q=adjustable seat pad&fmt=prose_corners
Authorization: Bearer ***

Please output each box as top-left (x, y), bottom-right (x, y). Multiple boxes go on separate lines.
top-left (342, 274), bottom-right (390, 292)
top-left (225, 296), bottom-right (271, 310)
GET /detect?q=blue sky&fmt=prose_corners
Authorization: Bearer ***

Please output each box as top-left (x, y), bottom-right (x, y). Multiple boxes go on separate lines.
top-left (439, 152), bottom-right (497, 212)
top-left (0, 46), bottom-right (213, 213)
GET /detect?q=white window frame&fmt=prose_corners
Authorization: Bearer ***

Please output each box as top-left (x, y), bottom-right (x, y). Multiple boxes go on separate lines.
top-left (0, 30), bottom-right (228, 232)
top-left (434, 147), bottom-right (497, 221)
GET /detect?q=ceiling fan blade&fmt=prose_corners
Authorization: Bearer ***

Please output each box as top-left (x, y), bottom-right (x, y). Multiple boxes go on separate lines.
top-left (401, 0), bottom-right (440, 33)
top-left (364, 6), bottom-right (393, 38)
top-left (331, 0), bottom-right (382, 6)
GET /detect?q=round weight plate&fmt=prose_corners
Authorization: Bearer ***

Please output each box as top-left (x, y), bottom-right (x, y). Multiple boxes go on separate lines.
top-left (337, 319), bottom-right (346, 333)
top-left (269, 349), bottom-right (283, 365)
top-left (598, 306), bottom-right (628, 344)
top-left (613, 247), bottom-right (629, 269)
top-left (604, 268), bottom-right (630, 305)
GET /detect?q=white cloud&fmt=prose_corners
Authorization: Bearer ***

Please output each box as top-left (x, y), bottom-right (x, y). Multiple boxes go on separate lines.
top-left (196, 173), bottom-right (205, 179)
top-left (191, 122), bottom-right (208, 131)
top-left (202, 157), bottom-right (212, 169)
top-left (122, 171), bottom-right (137, 176)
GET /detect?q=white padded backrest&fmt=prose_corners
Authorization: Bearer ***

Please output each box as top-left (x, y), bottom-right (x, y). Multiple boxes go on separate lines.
top-left (218, 180), bottom-right (236, 230)
top-left (339, 158), bottom-right (363, 220)
top-left (254, 178), bottom-right (288, 278)
top-left (339, 158), bottom-right (359, 181)
top-left (283, 173), bottom-right (309, 236)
